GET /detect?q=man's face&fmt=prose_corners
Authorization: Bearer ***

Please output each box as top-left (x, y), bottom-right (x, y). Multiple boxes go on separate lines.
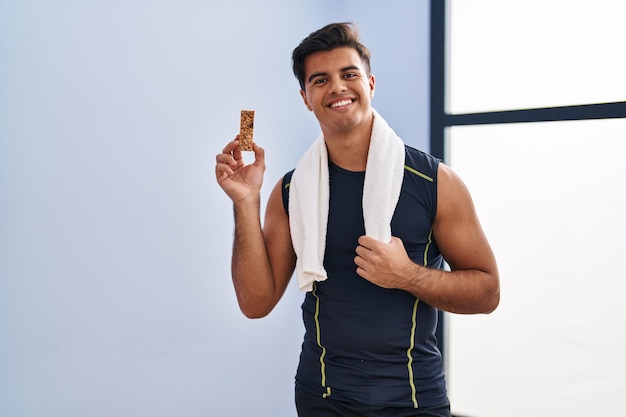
top-left (300, 47), bottom-right (375, 134)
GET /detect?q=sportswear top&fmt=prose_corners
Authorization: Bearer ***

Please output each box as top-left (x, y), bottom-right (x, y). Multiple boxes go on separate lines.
top-left (281, 145), bottom-right (447, 408)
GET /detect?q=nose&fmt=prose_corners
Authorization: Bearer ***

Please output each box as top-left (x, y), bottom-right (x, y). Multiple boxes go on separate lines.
top-left (328, 76), bottom-right (347, 94)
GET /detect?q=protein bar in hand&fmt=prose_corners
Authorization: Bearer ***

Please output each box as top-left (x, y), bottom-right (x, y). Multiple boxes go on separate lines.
top-left (239, 110), bottom-right (255, 151)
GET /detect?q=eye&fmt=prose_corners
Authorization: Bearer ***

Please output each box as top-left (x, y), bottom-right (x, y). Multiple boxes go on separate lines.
top-left (344, 72), bottom-right (358, 79)
top-left (312, 77), bottom-right (327, 85)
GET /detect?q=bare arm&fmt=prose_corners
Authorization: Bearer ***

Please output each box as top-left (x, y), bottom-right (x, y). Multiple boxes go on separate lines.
top-left (354, 163), bottom-right (500, 314)
top-left (216, 139), bottom-right (296, 318)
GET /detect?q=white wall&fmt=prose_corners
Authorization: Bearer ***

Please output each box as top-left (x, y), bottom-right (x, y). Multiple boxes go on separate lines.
top-left (0, 1), bottom-right (430, 416)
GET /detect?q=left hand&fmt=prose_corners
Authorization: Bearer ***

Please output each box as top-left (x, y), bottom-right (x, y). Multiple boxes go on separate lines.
top-left (354, 235), bottom-right (414, 290)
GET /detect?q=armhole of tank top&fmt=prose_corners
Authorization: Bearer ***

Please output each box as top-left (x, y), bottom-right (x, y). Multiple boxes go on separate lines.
top-left (281, 170), bottom-right (294, 216)
top-left (432, 158), bottom-right (440, 222)
top-left (405, 147), bottom-right (440, 222)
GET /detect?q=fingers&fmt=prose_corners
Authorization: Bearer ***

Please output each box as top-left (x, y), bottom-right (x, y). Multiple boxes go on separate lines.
top-left (220, 136), bottom-right (241, 161)
top-left (215, 138), bottom-right (240, 181)
top-left (215, 136), bottom-right (266, 183)
top-left (358, 235), bottom-right (401, 248)
top-left (357, 235), bottom-right (377, 250)
top-left (215, 160), bottom-right (233, 182)
top-left (354, 237), bottom-right (373, 271)
top-left (251, 142), bottom-right (266, 168)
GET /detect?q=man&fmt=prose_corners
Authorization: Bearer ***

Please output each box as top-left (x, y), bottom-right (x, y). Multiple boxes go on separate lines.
top-left (215, 22), bottom-right (499, 417)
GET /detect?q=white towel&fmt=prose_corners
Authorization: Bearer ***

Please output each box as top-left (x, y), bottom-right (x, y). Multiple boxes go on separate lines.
top-left (289, 109), bottom-right (405, 292)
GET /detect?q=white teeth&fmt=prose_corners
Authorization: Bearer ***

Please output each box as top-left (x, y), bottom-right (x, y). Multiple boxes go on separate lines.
top-left (331, 99), bottom-right (352, 108)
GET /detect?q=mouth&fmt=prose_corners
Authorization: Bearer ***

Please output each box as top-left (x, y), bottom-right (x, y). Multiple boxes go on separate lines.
top-left (328, 98), bottom-right (354, 109)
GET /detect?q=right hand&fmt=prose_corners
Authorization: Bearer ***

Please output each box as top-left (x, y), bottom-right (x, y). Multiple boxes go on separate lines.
top-left (215, 135), bottom-right (266, 203)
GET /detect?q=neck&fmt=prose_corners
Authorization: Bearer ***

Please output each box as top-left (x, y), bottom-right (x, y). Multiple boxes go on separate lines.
top-left (322, 114), bottom-right (374, 172)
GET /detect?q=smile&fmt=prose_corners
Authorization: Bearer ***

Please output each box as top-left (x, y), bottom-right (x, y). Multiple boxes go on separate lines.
top-left (330, 99), bottom-right (353, 109)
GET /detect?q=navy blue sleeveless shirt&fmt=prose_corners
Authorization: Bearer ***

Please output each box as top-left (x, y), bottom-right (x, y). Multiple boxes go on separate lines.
top-left (282, 145), bottom-right (447, 408)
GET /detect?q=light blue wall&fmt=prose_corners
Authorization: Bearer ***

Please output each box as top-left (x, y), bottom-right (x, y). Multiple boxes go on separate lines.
top-left (0, 1), bottom-right (429, 416)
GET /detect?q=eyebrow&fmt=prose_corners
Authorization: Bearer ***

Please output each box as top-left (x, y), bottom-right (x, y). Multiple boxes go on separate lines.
top-left (307, 65), bottom-right (361, 84)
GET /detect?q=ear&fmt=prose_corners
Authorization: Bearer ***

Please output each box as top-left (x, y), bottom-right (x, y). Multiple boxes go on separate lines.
top-left (369, 74), bottom-right (376, 99)
top-left (300, 89), bottom-right (313, 111)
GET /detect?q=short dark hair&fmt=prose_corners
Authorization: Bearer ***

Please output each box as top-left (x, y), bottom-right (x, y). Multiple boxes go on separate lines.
top-left (291, 22), bottom-right (372, 90)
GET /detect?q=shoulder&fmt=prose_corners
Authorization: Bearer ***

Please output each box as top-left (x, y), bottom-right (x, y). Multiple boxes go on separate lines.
top-left (437, 162), bottom-right (466, 191)
top-left (403, 145), bottom-right (441, 183)
top-left (435, 162), bottom-right (476, 220)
